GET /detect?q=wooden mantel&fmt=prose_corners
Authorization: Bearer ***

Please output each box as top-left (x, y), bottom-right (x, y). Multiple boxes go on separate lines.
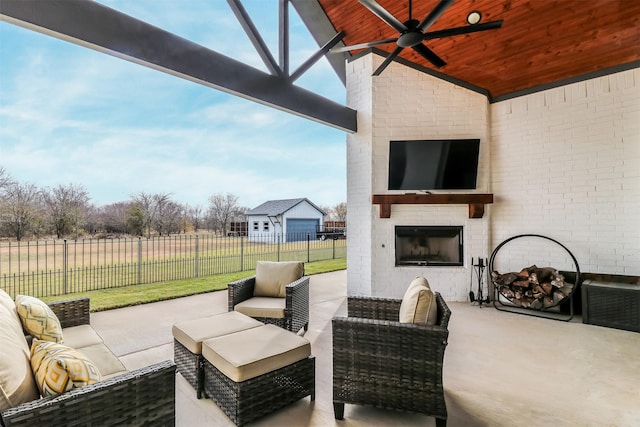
top-left (372, 193), bottom-right (494, 219)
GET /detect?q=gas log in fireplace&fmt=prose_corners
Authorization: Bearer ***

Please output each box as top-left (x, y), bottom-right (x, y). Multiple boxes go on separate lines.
top-left (395, 226), bottom-right (463, 266)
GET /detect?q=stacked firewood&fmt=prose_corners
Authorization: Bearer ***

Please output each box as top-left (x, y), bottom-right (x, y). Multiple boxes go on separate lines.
top-left (492, 265), bottom-right (574, 309)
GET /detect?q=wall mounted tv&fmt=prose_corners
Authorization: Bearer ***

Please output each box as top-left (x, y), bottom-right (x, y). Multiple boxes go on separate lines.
top-left (388, 139), bottom-right (480, 191)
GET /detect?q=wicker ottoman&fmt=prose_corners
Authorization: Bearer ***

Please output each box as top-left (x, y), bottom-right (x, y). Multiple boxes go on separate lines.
top-left (172, 311), bottom-right (263, 398)
top-left (202, 324), bottom-right (315, 426)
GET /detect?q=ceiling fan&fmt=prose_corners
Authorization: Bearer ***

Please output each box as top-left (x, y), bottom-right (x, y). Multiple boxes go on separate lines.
top-left (332, 0), bottom-right (503, 76)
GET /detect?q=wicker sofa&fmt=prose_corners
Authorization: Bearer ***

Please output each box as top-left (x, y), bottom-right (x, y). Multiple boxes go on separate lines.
top-left (332, 291), bottom-right (451, 426)
top-left (0, 297), bottom-right (176, 427)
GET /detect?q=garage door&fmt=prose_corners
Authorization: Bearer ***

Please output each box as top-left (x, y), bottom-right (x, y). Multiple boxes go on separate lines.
top-left (286, 219), bottom-right (319, 242)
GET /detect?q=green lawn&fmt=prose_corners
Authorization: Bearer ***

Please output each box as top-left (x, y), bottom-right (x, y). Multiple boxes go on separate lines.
top-left (41, 258), bottom-right (346, 312)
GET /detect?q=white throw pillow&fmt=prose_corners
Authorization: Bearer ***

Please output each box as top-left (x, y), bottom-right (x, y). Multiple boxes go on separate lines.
top-left (399, 280), bottom-right (438, 325)
top-left (407, 275), bottom-right (432, 291)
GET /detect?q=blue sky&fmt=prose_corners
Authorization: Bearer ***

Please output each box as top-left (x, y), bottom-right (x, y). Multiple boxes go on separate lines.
top-left (0, 0), bottom-right (347, 210)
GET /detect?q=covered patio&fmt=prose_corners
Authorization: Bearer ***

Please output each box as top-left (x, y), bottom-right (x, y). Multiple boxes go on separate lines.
top-left (89, 270), bottom-right (639, 426)
top-left (1, 2), bottom-right (638, 426)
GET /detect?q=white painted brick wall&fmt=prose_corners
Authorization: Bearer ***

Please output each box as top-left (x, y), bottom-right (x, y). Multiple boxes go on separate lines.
top-left (347, 55), bottom-right (491, 301)
top-left (346, 57), bottom-right (374, 296)
top-left (490, 68), bottom-right (640, 275)
top-left (347, 54), bottom-right (639, 300)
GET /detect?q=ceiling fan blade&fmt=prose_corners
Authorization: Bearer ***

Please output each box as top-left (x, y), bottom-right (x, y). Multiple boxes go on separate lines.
top-left (372, 46), bottom-right (404, 76)
top-left (422, 20), bottom-right (503, 40)
top-left (330, 38), bottom-right (398, 53)
top-left (412, 43), bottom-right (446, 68)
top-left (417, 0), bottom-right (454, 32)
top-left (359, 0), bottom-right (407, 33)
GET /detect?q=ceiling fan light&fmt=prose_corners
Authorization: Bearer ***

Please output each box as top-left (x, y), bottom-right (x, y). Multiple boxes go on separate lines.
top-left (467, 11), bottom-right (482, 25)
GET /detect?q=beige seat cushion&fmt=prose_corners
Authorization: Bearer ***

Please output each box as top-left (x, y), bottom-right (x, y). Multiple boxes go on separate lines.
top-left (74, 343), bottom-right (127, 377)
top-left (399, 279), bottom-right (438, 325)
top-left (172, 311), bottom-right (263, 354)
top-left (202, 324), bottom-right (311, 382)
top-left (253, 261), bottom-right (304, 298)
top-left (60, 325), bottom-right (126, 377)
top-left (0, 302), bottom-right (40, 410)
top-left (62, 325), bottom-right (104, 349)
top-left (234, 297), bottom-right (286, 319)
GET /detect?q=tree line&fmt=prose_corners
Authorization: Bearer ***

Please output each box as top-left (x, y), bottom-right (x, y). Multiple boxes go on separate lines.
top-left (0, 166), bottom-right (346, 241)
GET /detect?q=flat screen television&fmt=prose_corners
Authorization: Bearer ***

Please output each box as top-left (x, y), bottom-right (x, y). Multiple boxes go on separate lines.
top-left (388, 139), bottom-right (480, 191)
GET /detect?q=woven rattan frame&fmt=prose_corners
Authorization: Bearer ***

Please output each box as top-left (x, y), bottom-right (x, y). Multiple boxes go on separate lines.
top-left (332, 292), bottom-right (451, 427)
top-left (203, 356), bottom-right (315, 426)
top-left (174, 338), bottom-right (205, 398)
top-left (1, 298), bottom-right (177, 427)
top-left (228, 274), bottom-right (310, 333)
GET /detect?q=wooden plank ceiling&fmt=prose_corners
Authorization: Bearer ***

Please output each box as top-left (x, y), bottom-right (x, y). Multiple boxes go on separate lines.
top-left (318, 0), bottom-right (640, 99)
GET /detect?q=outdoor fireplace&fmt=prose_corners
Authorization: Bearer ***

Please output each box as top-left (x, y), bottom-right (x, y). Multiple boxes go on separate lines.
top-left (395, 226), bottom-right (463, 266)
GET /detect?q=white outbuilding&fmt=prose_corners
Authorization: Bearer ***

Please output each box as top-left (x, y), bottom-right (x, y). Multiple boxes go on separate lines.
top-left (245, 198), bottom-right (326, 243)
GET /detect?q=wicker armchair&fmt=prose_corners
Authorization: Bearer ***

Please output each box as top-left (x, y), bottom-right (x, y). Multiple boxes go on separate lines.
top-left (0, 298), bottom-right (176, 427)
top-left (332, 292), bottom-right (451, 426)
top-left (228, 262), bottom-right (309, 333)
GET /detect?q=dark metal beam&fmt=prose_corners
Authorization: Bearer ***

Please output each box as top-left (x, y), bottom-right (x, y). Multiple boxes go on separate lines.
top-left (0, 0), bottom-right (357, 133)
top-left (290, 31), bottom-right (345, 83)
top-left (279, 0), bottom-right (289, 77)
top-left (290, 0), bottom-right (348, 85)
top-left (227, 0), bottom-right (282, 78)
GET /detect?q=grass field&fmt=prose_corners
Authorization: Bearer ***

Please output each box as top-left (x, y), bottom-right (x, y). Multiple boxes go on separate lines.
top-left (40, 257), bottom-right (347, 311)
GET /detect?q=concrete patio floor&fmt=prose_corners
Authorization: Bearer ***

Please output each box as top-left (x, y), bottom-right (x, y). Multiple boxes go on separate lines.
top-left (88, 270), bottom-right (640, 427)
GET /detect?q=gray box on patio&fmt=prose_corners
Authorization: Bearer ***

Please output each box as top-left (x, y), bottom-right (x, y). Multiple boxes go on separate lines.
top-left (581, 279), bottom-right (640, 333)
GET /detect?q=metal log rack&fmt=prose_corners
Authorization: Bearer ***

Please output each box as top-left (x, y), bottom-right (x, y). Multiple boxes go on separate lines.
top-left (488, 234), bottom-right (581, 321)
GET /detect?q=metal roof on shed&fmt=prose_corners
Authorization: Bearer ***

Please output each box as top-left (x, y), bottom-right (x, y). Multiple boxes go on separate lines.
top-left (245, 198), bottom-right (326, 216)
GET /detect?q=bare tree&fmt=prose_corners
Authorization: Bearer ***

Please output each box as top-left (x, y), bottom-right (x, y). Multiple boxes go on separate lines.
top-left (320, 205), bottom-right (334, 220)
top-left (0, 182), bottom-right (41, 240)
top-left (154, 198), bottom-right (183, 236)
top-left (92, 202), bottom-right (134, 234)
top-left (83, 204), bottom-right (100, 235)
top-left (334, 202), bottom-right (347, 221)
top-left (234, 206), bottom-right (250, 221)
top-left (41, 184), bottom-right (91, 238)
top-left (130, 192), bottom-right (178, 237)
top-left (207, 193), bottom-right (239, 235)
top-left (185, 204), bottom-right (204, 232)
top-left (131, 192), bottom-right (159, 238)
top-left (0, 166), bottom-right (14, 190)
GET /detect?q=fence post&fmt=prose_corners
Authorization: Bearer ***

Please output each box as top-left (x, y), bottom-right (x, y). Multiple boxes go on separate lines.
top-left (63, 240), bottom-right (68, 295)
top-left (240, 237), bottom-right (244, 272)
top-left (307, 234), bottom-right (310, 263)
top-left (277, 234), bottom-right (281, 262)
top-left (195, 235), bottom-right (199, 278)
top-left (332, 237), bottom-right (336, 259)
top-left (137, 238), bottom-right (142, 285)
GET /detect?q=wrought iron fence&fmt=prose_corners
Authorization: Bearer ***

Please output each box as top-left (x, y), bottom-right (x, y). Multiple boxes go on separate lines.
top-left (0, 233), bottom-right (346, 298)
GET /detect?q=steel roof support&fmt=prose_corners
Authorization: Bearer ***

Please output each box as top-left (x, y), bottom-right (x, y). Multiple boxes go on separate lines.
top-left (0, 0), bottom-right (357, 133)
top-left (227, 0), bottom-right (283, 78)
top-left (279, 0), bottom-right (289, 77)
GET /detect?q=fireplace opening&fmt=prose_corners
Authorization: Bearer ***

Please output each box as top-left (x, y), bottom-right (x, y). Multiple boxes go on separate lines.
top-left (395, 226), bottom-right (463, 266)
